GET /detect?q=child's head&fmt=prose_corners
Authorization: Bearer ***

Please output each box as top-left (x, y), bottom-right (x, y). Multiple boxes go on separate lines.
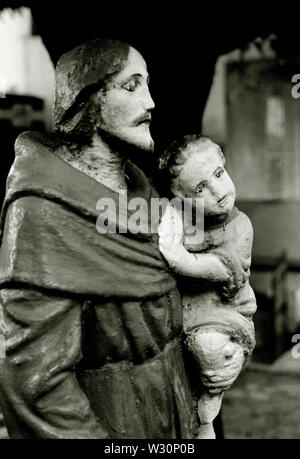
top-left (159, 134), bottom-right (236, 217)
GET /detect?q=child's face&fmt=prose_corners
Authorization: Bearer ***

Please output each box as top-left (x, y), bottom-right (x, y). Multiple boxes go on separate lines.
top-left (175, 143), bottom-right (236, 217)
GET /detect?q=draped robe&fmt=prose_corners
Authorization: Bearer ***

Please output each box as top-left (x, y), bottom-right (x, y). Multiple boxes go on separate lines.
top-left (0, 132), bottom-right (199, 439)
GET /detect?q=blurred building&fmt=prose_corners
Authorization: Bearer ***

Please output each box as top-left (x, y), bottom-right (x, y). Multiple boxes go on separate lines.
top-left (0, 7), bottom-right (54, 129)
top-left (0, 7), bottom-right (54, 207)
top-left (0, 94), bottom-right (45, 205)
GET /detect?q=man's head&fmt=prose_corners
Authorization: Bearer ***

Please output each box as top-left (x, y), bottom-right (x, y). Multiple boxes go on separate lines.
top-left (159, 134), bottom-right (236, 217)
top-left (54, 39), bottom-right (155, 152)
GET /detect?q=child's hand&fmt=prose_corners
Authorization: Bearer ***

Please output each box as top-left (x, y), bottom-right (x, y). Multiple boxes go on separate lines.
top-left (202, 257), bottom-right (231, 284)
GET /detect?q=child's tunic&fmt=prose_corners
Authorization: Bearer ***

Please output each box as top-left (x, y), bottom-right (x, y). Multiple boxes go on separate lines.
top-left (180, 207), bottom-right (257, 357)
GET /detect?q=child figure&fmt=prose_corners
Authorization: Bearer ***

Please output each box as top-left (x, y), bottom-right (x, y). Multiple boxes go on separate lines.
top-left (158, 135), bottom-right (257, 439)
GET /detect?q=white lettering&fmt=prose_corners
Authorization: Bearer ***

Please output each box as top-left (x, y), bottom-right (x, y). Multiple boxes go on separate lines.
top-left (291, 74), bottom-right (300, 99)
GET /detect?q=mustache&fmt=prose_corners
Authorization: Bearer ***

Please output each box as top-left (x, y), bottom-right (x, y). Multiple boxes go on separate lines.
top-left (133, 113), bottom-right (152, 126)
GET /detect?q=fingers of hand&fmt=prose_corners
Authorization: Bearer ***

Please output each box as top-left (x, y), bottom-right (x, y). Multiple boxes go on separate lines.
top-left (158, 205), bottom-right (183, 248)
top-left (203, 375), bottom-right (238, 392)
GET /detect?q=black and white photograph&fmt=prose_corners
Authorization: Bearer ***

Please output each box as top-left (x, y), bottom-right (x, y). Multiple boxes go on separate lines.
top-left (0, 1), bottom-right (299, 444)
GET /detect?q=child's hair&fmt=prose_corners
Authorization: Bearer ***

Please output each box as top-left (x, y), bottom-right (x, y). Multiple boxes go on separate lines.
top-left (157, 134), bottom-right (225, 197)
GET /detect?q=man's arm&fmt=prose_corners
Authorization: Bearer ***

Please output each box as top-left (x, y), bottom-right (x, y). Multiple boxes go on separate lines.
top-left (0, 288), bottom-right (108, 439)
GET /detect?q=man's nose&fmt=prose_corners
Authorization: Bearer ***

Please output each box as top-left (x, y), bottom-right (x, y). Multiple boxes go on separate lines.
top-left (141, 86), bottom-right (155, 111)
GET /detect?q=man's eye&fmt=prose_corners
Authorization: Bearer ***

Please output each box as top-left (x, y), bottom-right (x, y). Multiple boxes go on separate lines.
top-left (124, 81), bottom-right (137, 92)
top-left (215, 168), bottom-right (224, 178)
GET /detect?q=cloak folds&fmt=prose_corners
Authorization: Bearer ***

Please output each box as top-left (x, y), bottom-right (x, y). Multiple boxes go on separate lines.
top-left (0, 132), bottom-right (199, 439)
top-left (0, 131), bottom-right (176, 299)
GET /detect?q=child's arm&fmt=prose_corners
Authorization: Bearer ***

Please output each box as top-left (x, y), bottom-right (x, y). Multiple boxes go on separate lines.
top-left (158, 205), bottom-right (230, 282)
top-left (209, 211), bottom-right (254, 298)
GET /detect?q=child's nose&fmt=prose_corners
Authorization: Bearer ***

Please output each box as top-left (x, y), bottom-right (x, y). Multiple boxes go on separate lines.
top-left (209, 182), bottom-right (224, 199)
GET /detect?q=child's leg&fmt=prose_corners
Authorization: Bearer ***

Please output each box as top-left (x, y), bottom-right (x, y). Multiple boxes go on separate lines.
top-left (197, 392), bottom-right (224, 439)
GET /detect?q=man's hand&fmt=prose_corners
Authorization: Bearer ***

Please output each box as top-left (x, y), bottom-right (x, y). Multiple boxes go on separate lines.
top-left (200, 341), bottom-right (245, 395)
top-left (158, 204), bottom-right (185, 265)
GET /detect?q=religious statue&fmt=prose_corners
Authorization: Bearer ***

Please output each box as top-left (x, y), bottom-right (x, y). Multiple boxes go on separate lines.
top-left (158, 134), bottom-right (257, 439)
top-left (0, 39), bottom-right (201, 438)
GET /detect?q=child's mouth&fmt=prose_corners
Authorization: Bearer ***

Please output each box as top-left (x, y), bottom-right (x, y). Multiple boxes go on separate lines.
top-left (218, 195), bottom-right (228, 207)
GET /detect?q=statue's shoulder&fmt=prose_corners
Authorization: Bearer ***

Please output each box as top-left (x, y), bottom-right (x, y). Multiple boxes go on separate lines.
top-left (15, 131), bottom-right (61, 156)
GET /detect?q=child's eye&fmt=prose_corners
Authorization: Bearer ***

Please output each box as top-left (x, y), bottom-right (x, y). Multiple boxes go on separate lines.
top-left (215, 168), bottom-right (224, 178)
top-left (123, 81), bottom-right (137, 92)
top-left (195, 185), bottom-right (204, 194)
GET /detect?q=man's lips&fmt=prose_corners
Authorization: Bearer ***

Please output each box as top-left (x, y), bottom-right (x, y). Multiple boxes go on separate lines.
top-left (134, 115), bottom-right (152, 126)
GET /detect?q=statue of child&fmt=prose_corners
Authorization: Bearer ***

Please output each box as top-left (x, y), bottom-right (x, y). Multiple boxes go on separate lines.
top-left (158, 134), bottom-right (257, 439)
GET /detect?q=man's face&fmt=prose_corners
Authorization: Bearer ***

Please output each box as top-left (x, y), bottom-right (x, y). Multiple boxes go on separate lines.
top-left (96, 47), bottom-right (155, 152)
top-left (176, 143), bottom-right (236, 217)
